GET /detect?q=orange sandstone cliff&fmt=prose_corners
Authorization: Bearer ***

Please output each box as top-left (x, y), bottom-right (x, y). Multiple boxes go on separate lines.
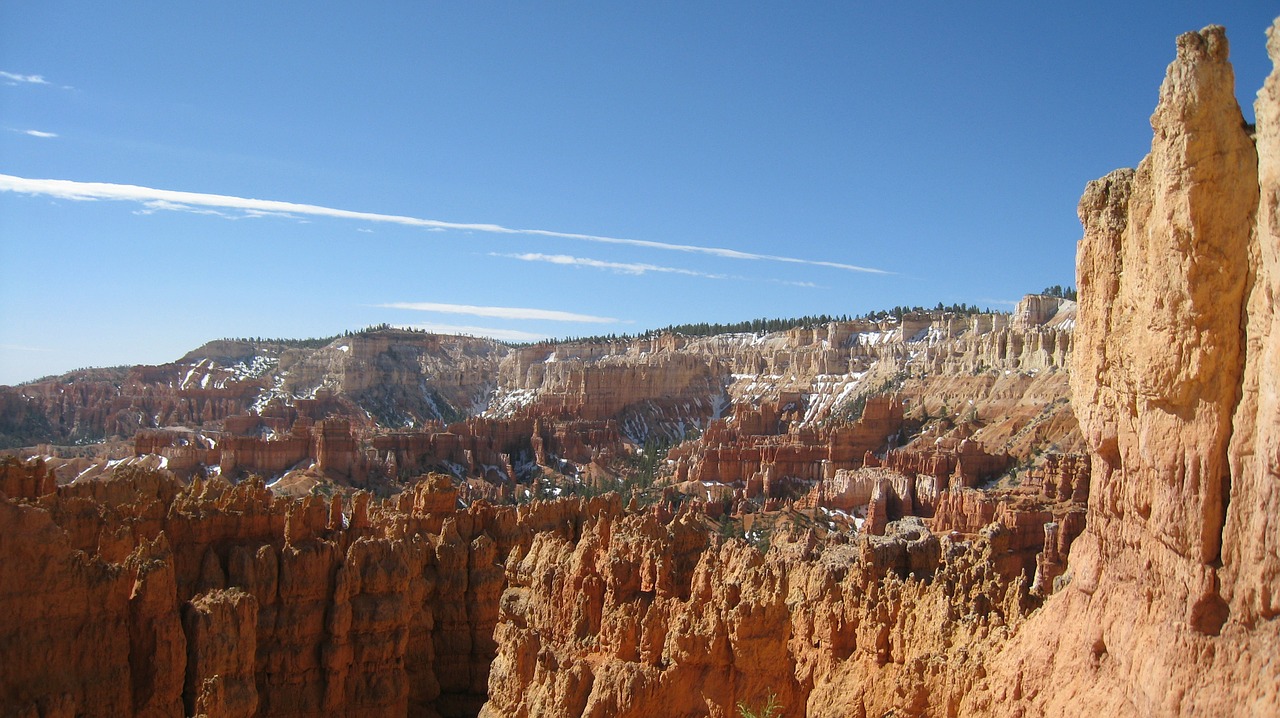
top-left (961, 21), bottom-right (1280, 716)
top-left (0, 464), bottom-right (614, 718)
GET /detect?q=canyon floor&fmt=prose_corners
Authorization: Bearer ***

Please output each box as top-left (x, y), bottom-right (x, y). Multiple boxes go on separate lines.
top-left (2, 17), bottom-right (1279, 718)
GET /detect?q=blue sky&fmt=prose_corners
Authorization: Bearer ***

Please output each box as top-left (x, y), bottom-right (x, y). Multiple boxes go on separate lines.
top-left (1, 2), bottom-right (1275, 385)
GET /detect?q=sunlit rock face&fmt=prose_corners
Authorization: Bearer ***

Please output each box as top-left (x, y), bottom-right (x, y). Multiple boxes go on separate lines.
top-left (0, 467), bottom-right (592, 718)
top-left (964, 21), bottom-right (1280, 717)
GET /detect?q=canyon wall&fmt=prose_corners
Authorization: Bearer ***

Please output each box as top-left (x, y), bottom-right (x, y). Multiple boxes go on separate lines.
top-left (479, 510), bottom-right (1032, 718)
top-left (963, 22), bottom-right (1280, 716)
top-left (3, 299), bottom-right (1076, 460)
top-left (1224, 13), bottom-right (1280, 632)
top-left (0, 461), bottom-right (621, 718)
top-left (273, 332), bottom-right (504, 427)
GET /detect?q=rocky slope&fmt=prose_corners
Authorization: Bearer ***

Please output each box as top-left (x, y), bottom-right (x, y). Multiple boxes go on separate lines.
top-left (2, 299), bottom-right (1075, 454)
top-left (480, 513), bottom-right (1029, 718)
top-left (0, 453), bottom-right (1072, 718)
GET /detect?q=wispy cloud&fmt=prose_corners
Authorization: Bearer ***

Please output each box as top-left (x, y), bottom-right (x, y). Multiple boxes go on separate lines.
top-left (133, 199), bottom-right (227, 218)
top-left (1, 71), bottom-right (72, 91)
top-left (378, 301), bottom-right (619, 324)
top-left (0, 71), bottom-right (49, 85)
top-left (0, 174), bottom-right (891, 275)
top-left (767, 278), bottom-right (821, 289)
top-left (497, 251), bottom-right (822, 289)
top-left (21, 129), bottom-right (57, 138)
top-left (495, 252), bottom-right (728, 279)
top-left (130, 198), bottom-right (296, 221)
top-left (0, 343), bottom-right (51, 352)
top-left (515, 229), bottom-right (890, 274)
top-left (397, 323), bottom-right (549, 342)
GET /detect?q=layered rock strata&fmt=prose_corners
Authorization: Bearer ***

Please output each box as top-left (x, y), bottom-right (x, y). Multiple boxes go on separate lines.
top-left (3, 297), bottom-right (1077, 459)
top-left (667, 395), bottom-right (907, 492)
top-left (136, 410), bottom-right (626, 490)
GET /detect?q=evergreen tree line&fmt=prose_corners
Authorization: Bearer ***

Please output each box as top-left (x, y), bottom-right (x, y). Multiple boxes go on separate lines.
top-left (860, 302), bottom-right (990, 322)
top-left (1041, 285), bottom-right (1078, 300)
top-left (533, 304), bottom-right (1000, 346)
top-left (644, 314), bottom-right (854, 338)
top-left (219, 335), bottom-right (338, 349)
top-left (340, 324), bottom-right (458, 337)
top-left (219, 323), bottom-right (450, 348)
top-left (541, 314), bottom-right (858, 345)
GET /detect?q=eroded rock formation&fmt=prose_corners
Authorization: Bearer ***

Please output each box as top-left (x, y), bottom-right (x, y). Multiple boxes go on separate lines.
top-left (3, 296), bottom-right (1078, 463)
top-left (0, 466), bottom-right (620, 718)
top-left (479, 508), bottom-right (1038, 718)
top-left (963, 21), bottom-right (1280, 716)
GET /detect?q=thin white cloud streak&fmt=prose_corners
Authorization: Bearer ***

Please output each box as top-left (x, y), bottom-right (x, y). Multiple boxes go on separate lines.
top-left (22, 129), bottom-right (57, 138)
top-left (379, 301), bottom-right (618, 324)
top-left (0, 174), bottom-right (890, 275)
top-left (397, 323), bottom-right (549, 342)
top-left (496, 252), bottom-right (727, 279)
top-left (133, 199), bottom-right (228, 218)
top-left (517, 228), bottom-right (889, 274)
top-left (497, 252), bottom-right (821, 288)
top-left (131, 198), bottom-right (297, 221)
top-left (0, 71), bottom-right (49, 85)
top-left (767, 278), bottom-right (820, 289)
top-left (0, 343), bottom-right (51, 352)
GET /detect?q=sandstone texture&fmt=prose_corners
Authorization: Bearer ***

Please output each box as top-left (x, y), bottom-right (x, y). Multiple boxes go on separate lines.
top-left (962, 21), bottom-right (1280, 717)
top-left (0, 467), bottom-right (613, 718)
top-left (480, 512), bottom-right (1028, 718)
top-left (4, 296), bottom-right (1079, 523)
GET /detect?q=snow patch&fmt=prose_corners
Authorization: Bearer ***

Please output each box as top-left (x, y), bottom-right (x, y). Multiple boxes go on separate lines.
top-left (483, 387), bottom-right (537, 418)
top-left (855, 329), bottom-right (898, 346)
